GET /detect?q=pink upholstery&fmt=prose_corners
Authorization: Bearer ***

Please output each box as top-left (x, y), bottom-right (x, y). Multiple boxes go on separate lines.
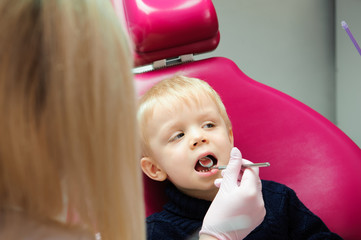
top-left (122, 0), bottom-right (220, 66)
top-left (120, 0), bottom-right (361, 239)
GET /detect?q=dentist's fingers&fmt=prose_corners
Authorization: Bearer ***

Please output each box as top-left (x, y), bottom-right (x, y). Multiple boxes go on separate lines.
top-left (221, 147), bottom-right (243, 186)
top-left (202, 148), bottom-right (266, 240)
top-left (214, 178), bottom-right (222, 188)
top-left (239, 159), bottom-right (262, 195)
top-left (216, 157), bottom-right (256, 188)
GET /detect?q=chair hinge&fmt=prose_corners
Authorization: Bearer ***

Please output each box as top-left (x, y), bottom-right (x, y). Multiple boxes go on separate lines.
top-left (153, 54), bottom-right (194, 70)
top-left (133, 54), bottom-right (194, 74)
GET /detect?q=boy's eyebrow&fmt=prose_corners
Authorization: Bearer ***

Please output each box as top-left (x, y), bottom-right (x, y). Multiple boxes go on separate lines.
top-left (162, 110), bottom-right (219, 131)
top-left (158, 120), bottom-right (181, 136)
top-left (196, 107), bottom-right (221, 119)
top-left (154, 105), bottom-right (221, 136)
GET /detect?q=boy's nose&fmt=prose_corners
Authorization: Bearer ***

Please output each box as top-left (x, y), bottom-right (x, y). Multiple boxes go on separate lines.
top-left (190, 136), bottom-right (208, 149)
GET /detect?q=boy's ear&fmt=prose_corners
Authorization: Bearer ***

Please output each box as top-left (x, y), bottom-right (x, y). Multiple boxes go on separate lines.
top-left (141, 156), bottom-right (167, 181)
top-left (229, 128), bottom-right (234, 145)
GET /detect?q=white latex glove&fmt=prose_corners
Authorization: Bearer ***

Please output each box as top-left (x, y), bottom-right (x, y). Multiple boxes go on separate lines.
top-left (199, 147), bottom-right (266, 240)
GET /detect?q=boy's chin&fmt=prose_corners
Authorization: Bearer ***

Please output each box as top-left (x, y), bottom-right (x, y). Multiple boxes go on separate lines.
top-left (193, 186), bottom-right (219, 201)
top-left (200, 189), bottom-right (219, 201)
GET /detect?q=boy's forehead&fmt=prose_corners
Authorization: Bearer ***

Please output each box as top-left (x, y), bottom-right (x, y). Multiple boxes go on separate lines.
top-left (148, 94), bottom-right (219, 124)
top-left (156, 91), bottom-right (213, 109)
top-left (148, 102), bottom-right (211, 129)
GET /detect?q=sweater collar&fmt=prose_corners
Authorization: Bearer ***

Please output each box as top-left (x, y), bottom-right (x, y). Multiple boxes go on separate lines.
top-left (163, 182), bottom-right (212, 220)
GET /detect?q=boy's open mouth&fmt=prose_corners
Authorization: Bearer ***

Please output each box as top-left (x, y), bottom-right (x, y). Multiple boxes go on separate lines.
top-left (195, 155), bottom-right (218, 172)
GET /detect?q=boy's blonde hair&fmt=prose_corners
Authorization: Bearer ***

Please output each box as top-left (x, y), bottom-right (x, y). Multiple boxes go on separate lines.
top-left (0, 1), bottom-right (144, 240)
top-left (138, 75), bottom-right (232, 156)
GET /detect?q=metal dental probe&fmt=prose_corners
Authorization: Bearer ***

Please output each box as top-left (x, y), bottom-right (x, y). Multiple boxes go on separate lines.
top-left (211, 162), bottom-right (270, 170)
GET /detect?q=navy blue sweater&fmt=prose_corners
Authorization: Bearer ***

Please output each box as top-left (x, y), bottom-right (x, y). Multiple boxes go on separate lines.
top-left (146, 180), bottom-right (343, 240)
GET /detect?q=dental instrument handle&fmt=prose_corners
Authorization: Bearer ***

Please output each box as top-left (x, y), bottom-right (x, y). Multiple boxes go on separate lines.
top-left (341, 21), bottom-right (361, 56)
top-left (213, 162), bottom-right (270, 170)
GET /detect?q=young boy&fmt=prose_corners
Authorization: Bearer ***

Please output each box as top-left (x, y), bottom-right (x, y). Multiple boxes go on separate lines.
top-left (138, 76), bottom-right (342, 240)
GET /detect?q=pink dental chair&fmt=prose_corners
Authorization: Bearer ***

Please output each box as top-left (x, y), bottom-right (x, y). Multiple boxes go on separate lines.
top-left (117, 0), bottom-right (361, 239)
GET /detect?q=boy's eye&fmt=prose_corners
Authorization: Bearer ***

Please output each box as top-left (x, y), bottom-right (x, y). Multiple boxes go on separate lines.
top-left (204, 122), bottom-right (215, 128)
top-left (169, 132), bottom-right (184, 142)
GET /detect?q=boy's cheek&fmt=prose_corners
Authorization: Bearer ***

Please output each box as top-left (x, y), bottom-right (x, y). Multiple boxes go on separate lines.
top-left (223, 147), bottom-right (233, 165)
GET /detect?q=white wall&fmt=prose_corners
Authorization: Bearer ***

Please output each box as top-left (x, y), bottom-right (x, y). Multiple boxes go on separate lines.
top-left (336, 0), bottom-right (361, 147)
top-left (199, 0), bottom-right (361, 147)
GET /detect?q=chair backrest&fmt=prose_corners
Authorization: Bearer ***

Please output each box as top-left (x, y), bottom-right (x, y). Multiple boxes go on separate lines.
top-left (119, 1), bottom-right (361, 239)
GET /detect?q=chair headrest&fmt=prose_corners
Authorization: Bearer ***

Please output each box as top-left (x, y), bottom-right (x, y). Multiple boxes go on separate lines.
top-left (122, 0), bottom-right (220, 66)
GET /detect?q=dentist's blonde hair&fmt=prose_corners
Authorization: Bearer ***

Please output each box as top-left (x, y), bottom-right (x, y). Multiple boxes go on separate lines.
top-left (137, 75), bottom-right (232, 156)
top-left (0, 0), bottom-right (144, 239)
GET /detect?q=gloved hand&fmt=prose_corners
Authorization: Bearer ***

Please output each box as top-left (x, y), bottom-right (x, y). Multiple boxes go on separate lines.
top-left (199, 147), bottom-right (266, 240)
